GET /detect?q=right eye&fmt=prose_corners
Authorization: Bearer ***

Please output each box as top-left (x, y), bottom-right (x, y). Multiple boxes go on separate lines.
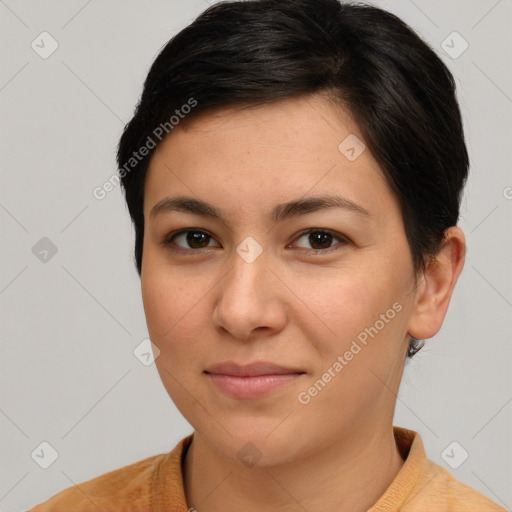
top-left (161, 229), bottom-right (221, 252)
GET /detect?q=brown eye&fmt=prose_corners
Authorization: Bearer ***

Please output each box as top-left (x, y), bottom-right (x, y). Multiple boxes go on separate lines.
top-left (292, 229), bottom-right (349, 252)
top-left (184, 231), bottom-right (210, 249)
top-left (308, 231), bottom-right (333, 250)
top-left (162, 229), bottom-right (220, 251)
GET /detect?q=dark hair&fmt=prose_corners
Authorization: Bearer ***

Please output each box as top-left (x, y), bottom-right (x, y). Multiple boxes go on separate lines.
top-left (117, 0), bottom-right (469, 357)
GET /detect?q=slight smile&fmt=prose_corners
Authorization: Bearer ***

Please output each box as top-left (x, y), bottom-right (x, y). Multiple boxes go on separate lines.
top-left (204, 361), bottom-right (306, 399)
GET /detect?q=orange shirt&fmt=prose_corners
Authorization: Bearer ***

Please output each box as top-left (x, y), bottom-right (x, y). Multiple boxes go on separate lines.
top-left (29, 426), bottom-right (506, 511)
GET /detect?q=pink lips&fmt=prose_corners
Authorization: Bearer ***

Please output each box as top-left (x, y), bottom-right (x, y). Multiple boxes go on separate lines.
top-left (204, 362), bottom-right (305, 399)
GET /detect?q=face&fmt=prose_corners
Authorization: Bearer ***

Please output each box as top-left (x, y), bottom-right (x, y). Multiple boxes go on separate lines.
top-left (141, 94), bottom-right (417, 466)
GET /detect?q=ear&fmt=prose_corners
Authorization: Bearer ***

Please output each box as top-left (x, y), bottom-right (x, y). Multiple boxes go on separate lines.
top-left (406, 226), bottom-right (466, 340)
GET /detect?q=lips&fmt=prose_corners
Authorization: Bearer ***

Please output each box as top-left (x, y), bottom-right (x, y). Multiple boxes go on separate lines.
top-left (204, 361), bottom-right (305, 377)
top-left (204, 361), bottom-right (306, 399)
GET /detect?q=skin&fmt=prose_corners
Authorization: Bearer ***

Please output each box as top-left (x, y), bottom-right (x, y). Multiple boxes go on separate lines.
top-left (141, 93), bottom-right (466, 512)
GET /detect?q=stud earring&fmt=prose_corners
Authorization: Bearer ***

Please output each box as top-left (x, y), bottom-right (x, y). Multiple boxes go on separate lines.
top-left (407, 335), bottom-right (425, 357)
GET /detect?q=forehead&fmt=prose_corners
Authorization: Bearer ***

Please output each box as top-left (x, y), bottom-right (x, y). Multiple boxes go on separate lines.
top-left (175, 94), bottom-right (362, 149)
top-left (143, 94), bottom-right (397, 222)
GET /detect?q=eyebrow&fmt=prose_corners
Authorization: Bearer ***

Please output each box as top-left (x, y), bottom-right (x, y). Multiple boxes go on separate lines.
top-left (149, 194), bottom-right (370, 225)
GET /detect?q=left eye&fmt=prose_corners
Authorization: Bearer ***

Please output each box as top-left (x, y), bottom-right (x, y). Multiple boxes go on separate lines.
top-left (290, 229), bottom-right (348, 252)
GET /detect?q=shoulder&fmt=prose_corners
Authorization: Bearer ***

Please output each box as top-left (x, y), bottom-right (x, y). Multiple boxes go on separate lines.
top-left (406, 457), bottom-right (507, 511)
top-left (28, 452), bottom-right (168, 512)
top-left (375, 427), bottom-right (507, 512)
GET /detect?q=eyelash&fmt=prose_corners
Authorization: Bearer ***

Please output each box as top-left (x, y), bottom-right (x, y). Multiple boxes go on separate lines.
top-left (160, 228), bottom-right (350, 255)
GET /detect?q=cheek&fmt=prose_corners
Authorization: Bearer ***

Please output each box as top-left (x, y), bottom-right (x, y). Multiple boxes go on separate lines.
top-left (141, 263), bottom-right (214, 364)
top-left (298, 282), bottom-right (407, 431)
top-left (142, 268), bottom-right (210, 410)
top-left (142, 265), bottom-right (189, 342)
top-left (141, 269), bottom-right (173, 340)
top-left (311, 272), bottom-right (393, 342)
top-left (309, 267), bottom-right (408, 377)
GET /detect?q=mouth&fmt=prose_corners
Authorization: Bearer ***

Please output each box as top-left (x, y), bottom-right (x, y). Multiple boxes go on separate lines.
top-left (204, 361), bottom-right (306, 377)
top-left (204, 361), bottom-right (306, 399)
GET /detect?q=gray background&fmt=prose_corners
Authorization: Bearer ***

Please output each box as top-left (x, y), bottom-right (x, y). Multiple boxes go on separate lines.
top-left (1, 0), bottom-right (511, 510)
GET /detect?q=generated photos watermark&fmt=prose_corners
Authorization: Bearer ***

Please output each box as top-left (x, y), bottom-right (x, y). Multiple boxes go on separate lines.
top-left (93, 97), bottom-right (198, 200)
top-left (297, 301), bottom-right (403, 405)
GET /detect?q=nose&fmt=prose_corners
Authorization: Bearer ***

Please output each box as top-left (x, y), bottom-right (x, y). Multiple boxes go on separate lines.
top-left (211, 244), bottom-right (287, 342)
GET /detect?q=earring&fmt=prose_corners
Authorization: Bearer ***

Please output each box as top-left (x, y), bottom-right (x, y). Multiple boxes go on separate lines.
top-left (408, 335), bottom-right (425, 357)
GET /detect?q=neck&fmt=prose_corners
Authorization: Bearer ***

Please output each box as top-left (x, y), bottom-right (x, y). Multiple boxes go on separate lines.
top-left (183, 422), bottom-right (404, 512)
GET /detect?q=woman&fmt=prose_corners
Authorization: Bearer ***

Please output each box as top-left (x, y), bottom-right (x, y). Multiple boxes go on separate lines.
top-left (30, 0), bottom-right (506, 510)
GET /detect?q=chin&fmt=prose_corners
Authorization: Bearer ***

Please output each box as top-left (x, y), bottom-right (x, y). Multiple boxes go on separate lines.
top-left (194, 419), bottom-right (316, 468)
